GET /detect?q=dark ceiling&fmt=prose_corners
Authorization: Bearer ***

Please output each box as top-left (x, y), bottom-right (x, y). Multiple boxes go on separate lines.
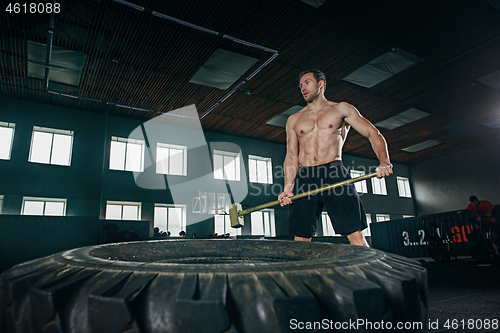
top-left (2, 0), bottom-right (500, 164)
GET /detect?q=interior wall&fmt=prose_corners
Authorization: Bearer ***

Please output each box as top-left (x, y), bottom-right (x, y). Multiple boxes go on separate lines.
top-left (409, 140), bottom-right (500, 216)
top-left (0, 96), bottom-right (415, 238)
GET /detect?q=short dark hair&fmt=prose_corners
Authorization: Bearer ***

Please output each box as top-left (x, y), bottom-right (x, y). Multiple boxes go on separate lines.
top-left (299, 69), bottom-right (326, 91)
top-left (469, 195), bottom-right (478, 202)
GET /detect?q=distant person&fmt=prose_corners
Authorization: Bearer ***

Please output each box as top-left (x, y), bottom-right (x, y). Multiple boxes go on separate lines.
top-left (465, 195), bottom-right (498, 257)
top-left (465, 195), bottom-right (497, 224)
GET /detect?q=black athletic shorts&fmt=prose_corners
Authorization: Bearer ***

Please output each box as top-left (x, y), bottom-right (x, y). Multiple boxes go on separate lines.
top-left (288, 160), bottom-right (367, 237)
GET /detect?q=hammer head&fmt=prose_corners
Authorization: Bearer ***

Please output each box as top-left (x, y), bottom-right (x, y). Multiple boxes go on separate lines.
top-left (229, 203), bottom-right (244, 228)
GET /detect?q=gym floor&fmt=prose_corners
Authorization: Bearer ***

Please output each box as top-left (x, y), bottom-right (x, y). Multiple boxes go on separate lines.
top-left (420, 258), bottom-right (500, 332)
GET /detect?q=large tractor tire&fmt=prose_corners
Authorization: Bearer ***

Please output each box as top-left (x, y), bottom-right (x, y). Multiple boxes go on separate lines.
top-left (0, 239), bottom-right (427, 333)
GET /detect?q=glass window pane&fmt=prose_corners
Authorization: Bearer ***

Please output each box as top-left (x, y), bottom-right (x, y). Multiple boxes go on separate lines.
top-left (169, 148), bottom-right (184, 175)
top-left (257, 160), bottom-right (267, 183)
top-left (224, 155), bottom-right (236, 180)
top-left (51, 134), bottom-right (72, 166)
top-left (156, 147), bottom-right (169, 174)
top-left (372, 178), bottom-right (387, 195)
top-left (106, 204), bottom-right (122, 220)
top-left (263, 211), bottom-right (271, 237)
top-left (110, 141), bottom-right (126, 170)
top-left (362, 214), bottom-right (372, 237)
top-left (376, 214), bottom-right (390, 222)
top-left (168, 207), bottom-right (183, 235)
top-left (44, 201), bottom-right (65, 216)
top-left (321, 212), bottom-right (337, 236)
top-left (122, 205), bottom-right (139, 220)
top-left (266, 160), bottom-right (273, 184)
top-left (30, 131), bottom-right (52, 164)
top-left (23, 201), bottom-right (45, 215)
top-left (0, 127), bottom-right (14, 160)
top-left (248, 159), bottom-right (257, 183)
top-left (251, 212), bottom-right (264, 235)
top-left (214, 154), bottom-right (224, 179)
top-left (125, 142), bottom-right (143, 172)
top-left (154, 206), bottom-right (168, 231)
top-left (214, 215), bottom-right (225, 235)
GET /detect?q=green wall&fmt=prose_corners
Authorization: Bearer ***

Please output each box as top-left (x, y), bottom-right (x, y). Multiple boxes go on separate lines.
top-left (0, 96), bottom-right (415, 240)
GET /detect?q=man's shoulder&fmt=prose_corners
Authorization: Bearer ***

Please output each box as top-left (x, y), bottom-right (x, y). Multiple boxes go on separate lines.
top-left (287, 107), bottom-right (307, 121)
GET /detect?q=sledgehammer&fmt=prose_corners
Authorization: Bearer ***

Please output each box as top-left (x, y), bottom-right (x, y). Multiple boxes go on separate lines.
top-left (229, 172), bottom-right (378, 228)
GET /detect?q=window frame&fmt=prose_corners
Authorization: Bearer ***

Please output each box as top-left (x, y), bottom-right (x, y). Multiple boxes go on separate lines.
top-left (397, 176), bottom-right (412, 198)
top-left (213, 149), bottom-right (241, 181)
top-left (109, 136), bottom-right (145, 172)
top-left (214, 214), bottom-right (241, 236)
top-left (28, 126), bottom-right (74, 166)
top-left (154, 203), bottom-right (187, 237)
top-left (21, 197), bottom-right (67, 216)
top-left (371, 177), bottom-right (388, 195)
top-left (350, 169), bottom-right (368, 193)
top-left (105, 201), bottom-right (142, 220)
top-left (250, 209), bottom-right (276, 237)
top-left (156, 143), bottom-right (187, 176)
top-left (376, 214), bottom-right (391, 222)
top-left (0, 121), bottom-right (15, 160)
top-left (248, 155), bottom-right (273, 184)
top-left (362, 213), bottom-right (373, 237)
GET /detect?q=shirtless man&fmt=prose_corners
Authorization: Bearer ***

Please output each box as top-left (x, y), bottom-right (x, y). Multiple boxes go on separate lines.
top-left (278, 70), bottom-right (393, 246)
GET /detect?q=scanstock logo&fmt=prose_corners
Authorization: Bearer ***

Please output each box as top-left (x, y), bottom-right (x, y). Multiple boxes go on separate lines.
top-left (129, 105), bottom-right (248, 225)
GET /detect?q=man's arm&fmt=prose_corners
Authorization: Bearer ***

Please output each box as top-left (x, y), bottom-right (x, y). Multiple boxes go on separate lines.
top-left (339, 102), bottom-right (392, 178)
top-left (278, 115), bottom-right (300, 206)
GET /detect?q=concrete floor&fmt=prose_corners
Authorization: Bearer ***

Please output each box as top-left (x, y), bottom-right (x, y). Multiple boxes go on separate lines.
top-left (421, 258), bottom-right (500, 332)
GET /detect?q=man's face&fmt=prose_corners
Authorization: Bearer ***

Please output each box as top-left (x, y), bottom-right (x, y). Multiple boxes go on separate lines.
top-left (472, 200), bottom-right (480, 207)
top-left (299, 73), bottom-right (322, 103)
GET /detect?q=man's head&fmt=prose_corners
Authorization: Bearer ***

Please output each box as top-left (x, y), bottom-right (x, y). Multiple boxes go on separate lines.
top-left (469, 195), bottom-right (479, 206)
top-left (299, 69), bottom-right (326, 103)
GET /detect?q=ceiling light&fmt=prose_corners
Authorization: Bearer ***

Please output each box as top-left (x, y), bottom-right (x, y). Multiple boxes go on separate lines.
top-left (266, 105), bottom-right (303, 128)
top-left (343, 48), bottom-right (423, 88)
top-left (189, 49), bottom-right (259, 90)
top-left (401, 140), bottom-right (442, 153)
top-left (482, 118), bottom-right (500, 128)
top-left (477, 69), bottom-right (500, 90)
top-left (375, 108), bottom-right (430, 130)
top-left (299, 0), bottom-right (328, 9)
top-left (27, 41), bottom-right (87, 87)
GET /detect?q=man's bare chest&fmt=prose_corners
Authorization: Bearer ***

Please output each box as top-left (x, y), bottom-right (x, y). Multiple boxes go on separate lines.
top-left (293, 110), bottom-right (344, 137)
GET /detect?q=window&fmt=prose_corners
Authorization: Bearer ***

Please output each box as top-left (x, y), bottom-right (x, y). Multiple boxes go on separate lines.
top-left (0, 122), bottom-right (15, 160)
top-left (29, 126), bottom-right (73, 166)
top-left (249, 155), bottom-right (273, 184)
top-left (156, 143), bottom-right (187, 176)
top-left (376, 214), bottom-right (390, 222)
top-left (22, 197), bottom-right (67, 216)
top-left (154, 204), bottom-right (186, 236)
top-left (371, 177), bottom-right (387, 195)
top-left (403, 215), bottom-right (415, 219)
top-left (213, 150), bottom-right (240, 181)
top-left (397, 176), bottom-right (412, 198)
top-left (321, 212), bottom-right (340, 236)
top-left (0, 195), bottom-right (3, 214)
top-left (106, 201), bottom-right (141, 220)
top-left (350, 169), bottom-right (367, 193)
top-left (362, 214), bottom-right (373, 237)
top-left (109, 136), bottom-right (145, 172)
top-left (251, 210), bottom-right (276, 237)
top-left (214, 214), bottom-right (241, 236)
